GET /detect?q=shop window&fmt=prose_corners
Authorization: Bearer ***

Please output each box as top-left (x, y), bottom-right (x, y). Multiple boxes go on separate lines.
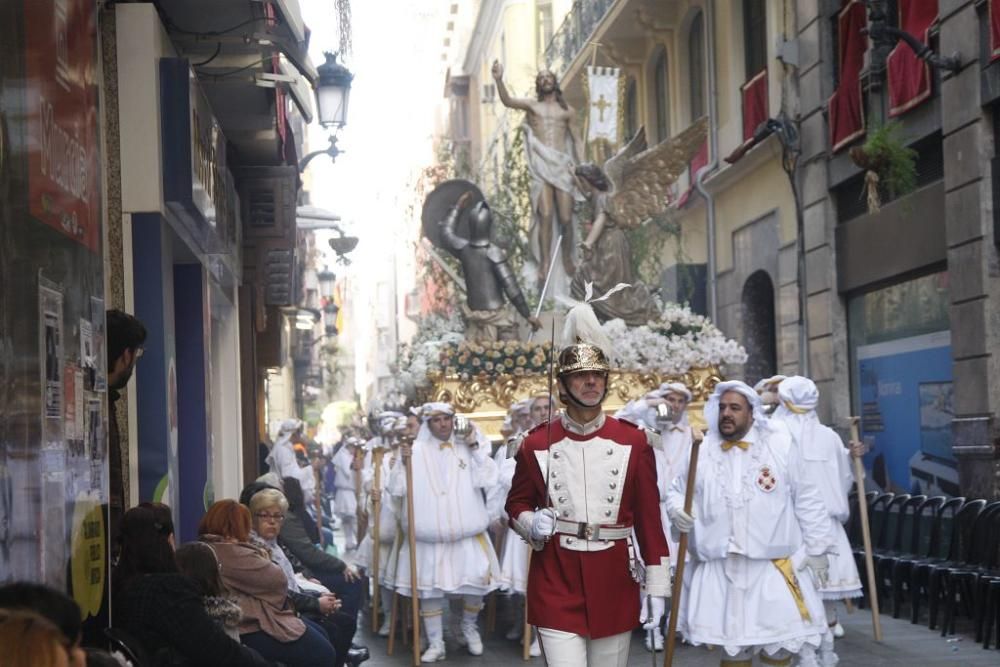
top-left (847, 271), bottom-right (957, 497)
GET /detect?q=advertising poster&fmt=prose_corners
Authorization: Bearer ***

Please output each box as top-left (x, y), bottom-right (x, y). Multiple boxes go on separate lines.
top-left (90, 297), bottom-right (106, 392)
top-left (857, 330), bottom-right (958, 496)
top-left (23, 0), bottom-right (100, 251)
top-left (39, 284), bottom-right (63, 420)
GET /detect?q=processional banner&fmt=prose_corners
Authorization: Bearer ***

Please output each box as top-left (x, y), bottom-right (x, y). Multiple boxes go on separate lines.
top-left (586, 66), bottom-right (620, 145)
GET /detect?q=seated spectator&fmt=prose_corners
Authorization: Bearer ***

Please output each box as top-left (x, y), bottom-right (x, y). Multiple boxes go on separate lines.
top-left (248, 488), bottom-right (369, 667)
top-left (0, 581), bottom-right (87, 667)
top-left (112, 504), bottom-right (269, 666)
top-left (175, 542), bottom-right (242, 641)
top-left (280, 477), bottom-right (365, 620)
top-left (198, 500), bottom-right (335, 667)
top-left (0, 609), bottom-right (74, 667)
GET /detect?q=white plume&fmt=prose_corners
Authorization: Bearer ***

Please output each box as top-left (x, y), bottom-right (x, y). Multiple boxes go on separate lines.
top-left (557, 281), bottom-right (626, 353)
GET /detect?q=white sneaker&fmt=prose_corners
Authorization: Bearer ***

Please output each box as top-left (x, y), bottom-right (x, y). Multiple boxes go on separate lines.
top-left (529, 636), bottom-right (541, 657)
top-left (820, 649), bottom-right (840, 667)
top-left (462, 625), bottom-right (484, 656)
top-left (505, 625), bottom-right (523, 641)
top-left (832, 622), bottom-right (845, 638)
top-left (421, 641), bottom-right (446, 662)
top-left (377, 618), bottom-right (391, 637)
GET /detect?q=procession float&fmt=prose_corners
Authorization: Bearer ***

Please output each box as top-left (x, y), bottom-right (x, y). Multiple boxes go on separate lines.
top-left (391, 65), bottom-right (748, 441)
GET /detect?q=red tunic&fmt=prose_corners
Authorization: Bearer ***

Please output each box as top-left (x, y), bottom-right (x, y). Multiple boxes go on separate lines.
top-left (505, 415), bottom-right (669, 638)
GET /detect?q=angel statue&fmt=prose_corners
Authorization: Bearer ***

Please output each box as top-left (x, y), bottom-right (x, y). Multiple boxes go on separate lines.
top-left (572, 118), bottom-right (708, 326)
top-left (421, 179), bottom-right (542, 342)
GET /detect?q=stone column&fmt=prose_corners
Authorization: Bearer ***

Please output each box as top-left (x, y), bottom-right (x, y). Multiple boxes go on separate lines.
top-left (796, 0), bottom-right (852, 427)
top-left (939, 1), bottom-right (1000, 499)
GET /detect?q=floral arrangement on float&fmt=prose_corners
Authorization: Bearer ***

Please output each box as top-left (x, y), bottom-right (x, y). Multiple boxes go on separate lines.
top-left (397, 302), bottom-right (746, 384)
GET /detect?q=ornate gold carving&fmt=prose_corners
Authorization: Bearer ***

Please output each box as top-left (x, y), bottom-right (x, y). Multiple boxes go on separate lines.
top-left (423, 366), bottom-right (723, 442)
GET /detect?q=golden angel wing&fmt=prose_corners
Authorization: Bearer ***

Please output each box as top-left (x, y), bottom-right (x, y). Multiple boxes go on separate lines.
top-left (609, 117), bottom-right (709, 229)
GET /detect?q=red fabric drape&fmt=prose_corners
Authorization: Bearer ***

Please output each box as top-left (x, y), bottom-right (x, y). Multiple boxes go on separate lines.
top-left (991, 0), bottom-right (1000, 61)
top-left (887, 0), bottom-right (938, 117)
top-left (829, 1), bottom-right (867, 152)
top-left (675, 140), bottom-right (709, 208)
top-left (741, 69), bottom-right (768, 143)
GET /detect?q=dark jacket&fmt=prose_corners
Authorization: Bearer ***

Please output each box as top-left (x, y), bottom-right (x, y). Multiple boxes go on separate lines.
top-left (114, 573), bottom-right (271, 667)
top-left (278, 512), bottom-right (347, 576)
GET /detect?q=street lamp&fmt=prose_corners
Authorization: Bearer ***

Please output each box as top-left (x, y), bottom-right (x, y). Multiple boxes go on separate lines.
top-left (315, 52), bottom-right (353, 129)
top-left (299, 53), bottom-right (354, 173)
top-left (317, 269), bottom-right (337, 300)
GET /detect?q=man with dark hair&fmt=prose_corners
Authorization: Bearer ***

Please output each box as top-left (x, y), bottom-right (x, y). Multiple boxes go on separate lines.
top-left (106, 309), bottom-right (147, 541)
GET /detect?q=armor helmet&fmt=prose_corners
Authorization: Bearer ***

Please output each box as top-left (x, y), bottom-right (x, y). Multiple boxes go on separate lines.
top-left (465, 201), bottom-right (493, 246)
top-left (557, 343), bottom-right (611, 376)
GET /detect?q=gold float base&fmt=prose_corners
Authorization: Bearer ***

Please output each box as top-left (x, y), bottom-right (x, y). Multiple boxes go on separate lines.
top-left (423, 367), bottom-right (723, 442)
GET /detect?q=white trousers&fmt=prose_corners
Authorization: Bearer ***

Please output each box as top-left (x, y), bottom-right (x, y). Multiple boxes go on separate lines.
top-left (537, 627), bottom-right (631, 667)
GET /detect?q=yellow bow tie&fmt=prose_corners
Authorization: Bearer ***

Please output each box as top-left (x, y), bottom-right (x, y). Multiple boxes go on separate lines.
top-left (439, 441), bottom-right (453, 450)
top-left (721, 440), bottom-right (750, 452)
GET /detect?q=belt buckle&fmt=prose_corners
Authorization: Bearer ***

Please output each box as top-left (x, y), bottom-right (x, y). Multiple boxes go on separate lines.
top-left (576, 522), bottom-right (596, 540)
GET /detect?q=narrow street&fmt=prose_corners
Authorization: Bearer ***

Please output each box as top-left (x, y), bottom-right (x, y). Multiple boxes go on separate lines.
top-left (355, 603), bottom-right (996, 666)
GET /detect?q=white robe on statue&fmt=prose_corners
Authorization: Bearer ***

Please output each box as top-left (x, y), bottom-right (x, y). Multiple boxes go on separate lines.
top-left (667, 418), bottom-right (833, 659)
top-left (388, 424), bottom-right (501, 599)
top-left (523, 124), bottom-right (583, 300)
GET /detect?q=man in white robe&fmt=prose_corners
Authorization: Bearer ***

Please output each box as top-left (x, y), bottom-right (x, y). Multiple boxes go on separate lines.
top-left (390, 402), bottom-right (500, 661)
top-left (667, 381), bottom-right (833, 667)
top-left (265, 419), bottom-right (316, 504)
top-left (332, 436), bottom-right (363, 552)
top-left (773, 377), bottom-right (865, 666)
top-left (614, 383), bottom-right (694, 652)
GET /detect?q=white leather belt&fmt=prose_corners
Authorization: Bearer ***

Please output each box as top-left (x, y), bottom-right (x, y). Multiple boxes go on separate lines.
top-left (554, 519), bottom-right (632, 541)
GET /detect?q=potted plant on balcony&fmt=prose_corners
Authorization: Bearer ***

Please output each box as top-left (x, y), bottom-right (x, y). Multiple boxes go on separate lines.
top-left (849, 121), bottom-right (917, 214)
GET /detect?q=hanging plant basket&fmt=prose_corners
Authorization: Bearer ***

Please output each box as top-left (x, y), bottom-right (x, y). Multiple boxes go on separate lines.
top-left (848, 122), bottom-right (917, 214)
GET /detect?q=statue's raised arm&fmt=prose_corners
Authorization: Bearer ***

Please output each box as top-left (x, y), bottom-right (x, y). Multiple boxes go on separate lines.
top-left (491, 61), bottom-right (534, 112)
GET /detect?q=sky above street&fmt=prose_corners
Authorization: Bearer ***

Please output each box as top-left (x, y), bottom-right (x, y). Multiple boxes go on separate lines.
top-left (300, 0), bottom-right (446, 268)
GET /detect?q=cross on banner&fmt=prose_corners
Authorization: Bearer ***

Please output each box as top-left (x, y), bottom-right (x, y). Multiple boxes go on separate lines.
top-left (593, 94), bottom-right (611, 122)
top-left (586, 66), bottom-right (620, 145)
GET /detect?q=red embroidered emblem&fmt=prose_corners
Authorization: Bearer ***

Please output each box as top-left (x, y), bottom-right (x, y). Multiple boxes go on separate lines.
top-left (757, 466), bottom-right (777, 493)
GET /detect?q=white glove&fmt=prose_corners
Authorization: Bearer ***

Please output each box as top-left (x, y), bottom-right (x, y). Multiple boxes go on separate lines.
top-left (802, 554), bottom-right (830, 588)
top-left (529, 508), bottom-right (557, 542)
top-left (668, 507), bottom-right (695, 533)
top-left (640, 595), bottom-right (666, 630)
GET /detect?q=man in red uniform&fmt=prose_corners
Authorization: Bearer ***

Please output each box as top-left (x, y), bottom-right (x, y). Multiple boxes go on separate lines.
top-left (505, 342), bottom-right (670, 666)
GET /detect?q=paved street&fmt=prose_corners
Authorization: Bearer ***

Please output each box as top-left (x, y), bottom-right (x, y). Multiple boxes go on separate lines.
top-left (352, 593), bottom-right (996, 666)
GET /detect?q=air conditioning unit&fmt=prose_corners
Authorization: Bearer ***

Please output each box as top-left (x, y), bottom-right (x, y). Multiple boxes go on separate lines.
top-left (237, 166), bottom-right (298, 242)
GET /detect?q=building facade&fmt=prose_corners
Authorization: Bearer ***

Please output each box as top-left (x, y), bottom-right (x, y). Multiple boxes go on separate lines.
top-left (446, 0), bottom-right (1000, 499)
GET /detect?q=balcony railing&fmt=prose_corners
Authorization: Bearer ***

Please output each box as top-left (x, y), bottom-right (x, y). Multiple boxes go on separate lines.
top-left (544, 0), bottom-right (617, 79)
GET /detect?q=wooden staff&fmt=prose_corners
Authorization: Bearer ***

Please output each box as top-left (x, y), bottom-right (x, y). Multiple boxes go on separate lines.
top-left (370, 446), bottom-right (386, 632)
top-left (354, 446), bottom-right (367, 545)
top-left (522, 548), bottom-right (533, 661)
top-left (314, 465), bottom-right (325, 547)
top-left (403, 440), bottom-right (421, 665)
top-left (387, 591), bottom-right (400, 655)
top-left (664, 434), bottom-right (702, 667)
top-left (849, 417), bottom-right (882, 641)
